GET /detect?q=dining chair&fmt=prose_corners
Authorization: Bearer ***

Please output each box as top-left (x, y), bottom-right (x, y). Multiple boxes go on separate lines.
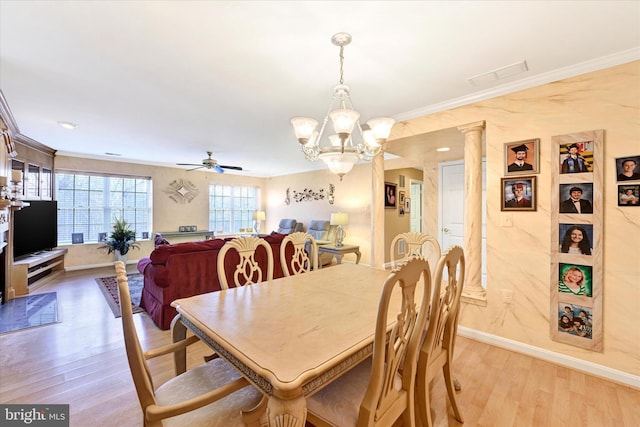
top-left (306, 256), bottom-right (434, 427)
top-left (113, 261), bottom-right (266, 427)
top-left (415, 245), bottom-right (466, 427)
top-left (280, 231), bottom-right (318, 275)
top-left (390, 232), bottom-right (441, 269)
top-left (217, 236), bottom-right (274, 289)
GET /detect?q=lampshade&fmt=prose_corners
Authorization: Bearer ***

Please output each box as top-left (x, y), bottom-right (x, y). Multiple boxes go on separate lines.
top-left (319, 151), bottom-right (359, 178)
top-left (330, 212), bottom-right (349, 226)
top-left (253, 210), bottom-right (266, 221)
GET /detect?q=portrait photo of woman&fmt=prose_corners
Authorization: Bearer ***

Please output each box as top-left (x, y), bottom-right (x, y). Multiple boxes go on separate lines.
top-left (558, 263), bottom-right (592, 297)
top-left (559, 224), bottom-right (593, 255)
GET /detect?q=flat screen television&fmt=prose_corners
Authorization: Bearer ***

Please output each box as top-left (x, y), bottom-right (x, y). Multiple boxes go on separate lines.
top-left (13, 200), bottom-right (58, 259)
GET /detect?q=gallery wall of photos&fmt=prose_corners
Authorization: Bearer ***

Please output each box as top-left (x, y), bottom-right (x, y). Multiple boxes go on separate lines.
top-left (550, 129), bottom-right (603, 351)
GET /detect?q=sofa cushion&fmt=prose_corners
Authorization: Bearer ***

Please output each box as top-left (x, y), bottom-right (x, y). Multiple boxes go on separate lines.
top-left (150, 238), bottom-right (226, 264)
top-left (277, 218), bottom-right (298, 234)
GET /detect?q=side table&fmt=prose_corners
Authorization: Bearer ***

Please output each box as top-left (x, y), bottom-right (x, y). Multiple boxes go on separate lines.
top-left (318, 244), bottom-right (361, 265)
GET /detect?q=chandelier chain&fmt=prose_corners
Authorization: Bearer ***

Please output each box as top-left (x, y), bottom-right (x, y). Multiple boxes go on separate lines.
top-left (339, 45), bottom-right (345, 85)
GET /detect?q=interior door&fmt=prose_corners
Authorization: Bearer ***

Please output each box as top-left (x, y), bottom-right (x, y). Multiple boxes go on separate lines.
top-left (409, 180), bottom-right (422, 233)
top-left (440, 160), bottom-right (487, 285)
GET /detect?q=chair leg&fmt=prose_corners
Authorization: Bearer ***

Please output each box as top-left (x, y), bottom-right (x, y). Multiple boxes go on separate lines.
top-left (443, 358), bottom-right (464, 423)
top-left (416, 359), bottom-right (433, 427)
top-left (170, 315), bottom-right (187, 375)
top-left (241, 396), bottom-right (268, 427)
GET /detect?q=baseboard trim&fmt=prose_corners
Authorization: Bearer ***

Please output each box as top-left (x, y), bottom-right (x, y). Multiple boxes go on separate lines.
top-left (458, 326), bottom-right (639, 390)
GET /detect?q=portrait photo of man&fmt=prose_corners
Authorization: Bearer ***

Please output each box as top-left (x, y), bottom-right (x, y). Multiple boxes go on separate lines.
top-left (561, 143), bottom-right (591, 174)
top-left (504, 139), bottom-right (538, 176)
top-left (502, 177), bottom-right (536, 211)
top-left (559, 184), bottom-right (594, 214)
top-left (507, 144), bottom-right (534, 173)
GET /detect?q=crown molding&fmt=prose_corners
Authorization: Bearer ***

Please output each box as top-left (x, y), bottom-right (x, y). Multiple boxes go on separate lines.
top-left (395, 48), bottom-right (640, 122)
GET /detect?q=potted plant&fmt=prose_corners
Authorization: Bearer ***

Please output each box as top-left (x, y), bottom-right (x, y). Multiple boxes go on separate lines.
top-left (100, 217), bottom-right (140, 262)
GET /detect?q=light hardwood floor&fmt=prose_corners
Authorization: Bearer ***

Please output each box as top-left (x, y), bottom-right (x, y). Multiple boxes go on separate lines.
top-left (1, 267), bottom-right (638, 427)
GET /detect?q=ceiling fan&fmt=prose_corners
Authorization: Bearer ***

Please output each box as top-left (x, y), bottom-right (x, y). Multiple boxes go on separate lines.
top-left (177, 151), bottom-right (243, 173)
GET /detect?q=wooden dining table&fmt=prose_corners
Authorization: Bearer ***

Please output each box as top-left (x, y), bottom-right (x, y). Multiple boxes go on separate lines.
top-left (170, 263), bottom-right (393, 427)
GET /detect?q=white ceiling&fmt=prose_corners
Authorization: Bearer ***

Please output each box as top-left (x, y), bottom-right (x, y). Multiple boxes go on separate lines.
top-left (1, 1), bottom-right (638, 177)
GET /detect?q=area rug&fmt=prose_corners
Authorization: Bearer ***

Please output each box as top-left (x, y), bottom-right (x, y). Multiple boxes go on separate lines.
top-left (0, 292), bottom-right (60, 334)
top-left (95, 273), bottom-right (145, 318)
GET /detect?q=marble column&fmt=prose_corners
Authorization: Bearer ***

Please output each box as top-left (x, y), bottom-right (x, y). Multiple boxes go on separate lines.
top-left (371, 153), bottom-right (385, 268)
top-left (457, 121), bottom-right (486, 302)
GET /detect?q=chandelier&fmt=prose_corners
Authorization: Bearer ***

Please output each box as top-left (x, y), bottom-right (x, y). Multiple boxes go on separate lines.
top-left (290, 32), bottom-right (395, 180)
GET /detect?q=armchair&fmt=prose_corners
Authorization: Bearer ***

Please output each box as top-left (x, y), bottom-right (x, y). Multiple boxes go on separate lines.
top-left (306, 220), bottom-right (337, 266)
top-left (276, 218), bottom-right (303, 234)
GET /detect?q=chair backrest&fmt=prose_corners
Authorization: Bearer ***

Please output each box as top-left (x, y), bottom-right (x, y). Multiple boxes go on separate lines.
top-left (217, 236), bottom-right (274, 289)
top-left (420, 245), bottom-right (465, 378)
top-left (359, 256), bottom-right (433, 426)
top-left (114, 261), bottom-right (158, 412)
top-left (280, 232), bottom-right (318, 276)
top-left (306, 220), bottom-right (330, 241)
top-left (277, 218), bottom-right (298, 234)
top-left (390, 232), bottom-right (441, 270)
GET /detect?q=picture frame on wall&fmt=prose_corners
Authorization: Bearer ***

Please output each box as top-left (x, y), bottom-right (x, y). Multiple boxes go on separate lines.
top-left (404, 198), bottom-right (411, 213)
top-left (399, 191), bottom-right (405, 205)
top-left (618, 184), bottom-right (639, 206)
top-left (559, 183), bottom-right (594, 214)
top-left (501, 176), bottom-right (536, 211)
top-left (384, 182), bottom-right (397, 208)
top-left (615, 156), bottom-right (640, 181)
top-left (504, 138), bottom-right (539, 176)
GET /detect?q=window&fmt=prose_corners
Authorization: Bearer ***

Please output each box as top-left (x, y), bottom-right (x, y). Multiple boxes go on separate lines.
top-left (56, 172), bottom-right (151, 245)
top-left (209, 185), bottom-right (259, 233)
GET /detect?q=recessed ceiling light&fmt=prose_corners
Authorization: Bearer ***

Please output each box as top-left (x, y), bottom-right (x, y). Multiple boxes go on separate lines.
top-left (436, 147), bottom-right (450, 152)
top-left (58, 121), bottom-right (78, 130)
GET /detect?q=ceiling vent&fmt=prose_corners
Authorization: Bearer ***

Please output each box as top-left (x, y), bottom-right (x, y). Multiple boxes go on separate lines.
top-left (467, 60), bottom-right (529, 86)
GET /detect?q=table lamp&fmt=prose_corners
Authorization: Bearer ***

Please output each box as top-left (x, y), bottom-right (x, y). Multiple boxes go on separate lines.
top-left (253, 210), bottom-right (266, 234)
top-left (330, 212), bottom-right (349, 247)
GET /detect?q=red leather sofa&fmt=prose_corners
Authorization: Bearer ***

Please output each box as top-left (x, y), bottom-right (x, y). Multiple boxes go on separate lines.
top-left (136, 233), bottom-right (289, 329)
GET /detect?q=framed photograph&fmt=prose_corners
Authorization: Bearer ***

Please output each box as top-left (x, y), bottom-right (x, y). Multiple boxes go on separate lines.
top-left (615, 156), bottom-right (640, 181)
top-left (72, 233), bottom-right (84, 244)
top-left (557, 303), bottom-right (593, 340)
top-left (399, 191), bottom-right (405, 205)
top-left (384, 182), bottom-right (397, 208)
top-left (504, 138), bottom-right (539, 176)
top-left (501, 176), bottom-right (536, 211)
top-left (559, 140), bottom-right (594, 174)
top-left (142, 231), bottom-right (149, 239)
top-left (98, 232), bottom-right (107, 243)
top-left (618, 184), bottom-right (639, 206)
top-left (404, 198), bottom-right (411, 213)
top-left (558, 223), bottom-right (593, 255)
top-left (558, 263), bottom-right (592, 298)
top-left (559, 183), bottom-right (594, 214)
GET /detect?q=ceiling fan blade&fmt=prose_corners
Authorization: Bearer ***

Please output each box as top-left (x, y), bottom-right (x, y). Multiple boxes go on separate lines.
top-left (177, 163), bottom-right (203, 166)
top-left (187, 165), bottom-right (205, 171)
top-left (213, 165), bottom-right (225, 174)
top-left (219, 165), bottom-right (243, 171)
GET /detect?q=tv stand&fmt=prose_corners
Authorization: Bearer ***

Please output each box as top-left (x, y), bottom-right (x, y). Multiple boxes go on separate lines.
top-left (12, 249), bottom-right (68, 296)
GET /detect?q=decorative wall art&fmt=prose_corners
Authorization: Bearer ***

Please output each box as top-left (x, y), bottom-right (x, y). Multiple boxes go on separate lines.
top-left (398, 191), bottom-right (405, 206)
top-left (285, 185), bottom-right (335, 205)
top-left (404, 198), bottom-right (411, 213)
top-left (384, 182), bottom-right (397, 208)
top-left (551, 129), bottom-right (602, 351)
top-left (504, 138), bottom-right (539, 176)
top-left (164, 179), bottom-right (199, 204)
top-left (501, 176), bottom-right (536, 211)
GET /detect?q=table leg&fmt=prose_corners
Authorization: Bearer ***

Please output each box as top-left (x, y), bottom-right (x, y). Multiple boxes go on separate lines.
top-left (354, 249), bottom-right (361, 264)
top-left (265, 394), bottom-right (307, 427)
top-left (335, 254), bottom-right (343, 264)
